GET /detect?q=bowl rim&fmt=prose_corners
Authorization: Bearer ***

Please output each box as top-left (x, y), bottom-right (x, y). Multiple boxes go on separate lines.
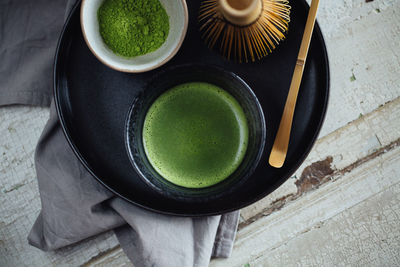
top-left (124, 63), bottom-right (267, 200)
top-left (80, 0), bottom-right (189, 73)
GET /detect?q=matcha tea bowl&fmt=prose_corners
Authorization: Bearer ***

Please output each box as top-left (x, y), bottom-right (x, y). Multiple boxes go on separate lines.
top-left (80, 0), bottom-right (188, 73)
top-left (125, 64), bottom-right (266, 200)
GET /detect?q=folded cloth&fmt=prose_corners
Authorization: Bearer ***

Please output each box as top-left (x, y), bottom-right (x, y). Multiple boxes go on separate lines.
top-left (0, 0), bottom-right (240, 266)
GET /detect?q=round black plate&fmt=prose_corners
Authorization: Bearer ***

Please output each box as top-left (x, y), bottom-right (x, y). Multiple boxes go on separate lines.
top-left (55, 0), bottom-right (329, 216)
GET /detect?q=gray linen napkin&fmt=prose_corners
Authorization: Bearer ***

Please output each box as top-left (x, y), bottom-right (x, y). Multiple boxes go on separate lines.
top-left (0, 0), bottom-right (240, 266)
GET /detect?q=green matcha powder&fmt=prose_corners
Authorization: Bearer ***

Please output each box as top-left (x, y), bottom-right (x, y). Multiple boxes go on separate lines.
top-left (98, 0), bottom-right (169, 57)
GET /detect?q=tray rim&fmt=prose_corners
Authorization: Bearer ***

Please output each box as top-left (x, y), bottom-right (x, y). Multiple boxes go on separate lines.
top-left (54, 0), bottom-right (330, 216)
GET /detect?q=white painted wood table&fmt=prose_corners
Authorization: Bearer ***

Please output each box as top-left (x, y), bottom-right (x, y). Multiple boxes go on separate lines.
top-left (1, 0), bottom-right (400, 266)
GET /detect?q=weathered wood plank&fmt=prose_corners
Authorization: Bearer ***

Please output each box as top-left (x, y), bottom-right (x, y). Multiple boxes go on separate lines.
top-left (311, 0), bottom-right (400, 137)
top-left (256, 184), bottom-right (400, 266)
top-left (240, 96), bottom-right (400, 224)
top-left (211, 145), bottom-right (400, 266)
top-left (248, 184), bottom-right (400, 266)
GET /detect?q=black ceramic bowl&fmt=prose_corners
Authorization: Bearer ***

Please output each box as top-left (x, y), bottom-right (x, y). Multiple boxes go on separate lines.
top-left (125, 64), bottom-right (266, 201)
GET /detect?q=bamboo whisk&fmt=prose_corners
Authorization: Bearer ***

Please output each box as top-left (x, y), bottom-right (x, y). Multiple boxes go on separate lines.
top-left (199, 0), bottom-right (291, 62)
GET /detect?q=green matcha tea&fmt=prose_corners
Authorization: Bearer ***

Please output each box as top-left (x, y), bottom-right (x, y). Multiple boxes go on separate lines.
top-left (98, 0), bottom-right (169, 57)
top-left (142, 82), bottom-right (249, 188)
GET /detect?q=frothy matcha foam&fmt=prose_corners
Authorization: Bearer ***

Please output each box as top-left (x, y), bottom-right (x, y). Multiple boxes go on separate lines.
top-left (143, 82), bottom-right (248, 188)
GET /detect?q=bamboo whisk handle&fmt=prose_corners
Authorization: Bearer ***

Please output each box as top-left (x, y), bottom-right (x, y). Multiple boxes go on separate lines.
top-left (219, 0), bottom-right (262, 26)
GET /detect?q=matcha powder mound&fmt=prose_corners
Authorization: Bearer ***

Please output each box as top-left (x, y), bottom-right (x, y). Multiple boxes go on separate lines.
top-left (98, 0), bottom-right (170, 57)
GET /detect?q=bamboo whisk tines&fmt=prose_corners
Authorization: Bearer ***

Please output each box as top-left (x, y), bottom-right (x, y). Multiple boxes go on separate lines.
top-left (199, 0), bottom-right (291, 62)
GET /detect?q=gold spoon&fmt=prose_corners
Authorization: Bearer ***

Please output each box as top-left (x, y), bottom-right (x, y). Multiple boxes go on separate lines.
top-left (269, 0), bottom-right (320, 168)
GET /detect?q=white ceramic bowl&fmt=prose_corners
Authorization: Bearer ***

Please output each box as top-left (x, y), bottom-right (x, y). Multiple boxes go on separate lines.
top-left (81, 0), bottom-right (188, 73)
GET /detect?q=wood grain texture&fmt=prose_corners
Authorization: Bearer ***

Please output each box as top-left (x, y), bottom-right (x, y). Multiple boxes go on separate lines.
top-left (241, 96), bottom-right (400, 223)
top-left (1, 0), bottom-right (400, 266)
top-left (211, 146), bottom-right (400, 266)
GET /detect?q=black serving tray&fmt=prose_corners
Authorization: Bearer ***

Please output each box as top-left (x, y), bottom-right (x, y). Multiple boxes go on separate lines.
top-left (54, 0), bottom-right (329, 216)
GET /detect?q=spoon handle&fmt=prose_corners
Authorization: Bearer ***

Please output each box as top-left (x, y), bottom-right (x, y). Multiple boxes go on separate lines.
top-left (269, 0), bottom-right (320, 168)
